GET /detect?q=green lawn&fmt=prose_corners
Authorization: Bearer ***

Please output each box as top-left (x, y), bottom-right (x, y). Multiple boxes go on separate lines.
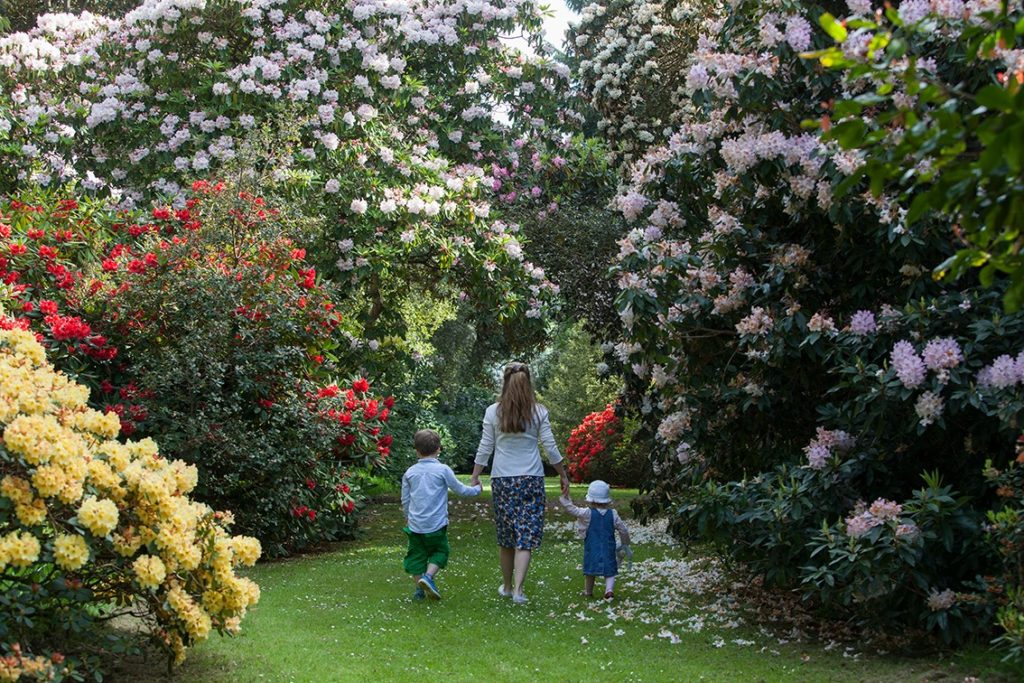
top-left (129, 479), bottom-right (1024, 682)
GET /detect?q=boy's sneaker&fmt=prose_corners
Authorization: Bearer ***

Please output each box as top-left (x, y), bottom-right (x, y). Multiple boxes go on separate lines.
top-left (412, 588), bottom-right (426, 601)
top-left (418, 574), bottom-right (441, 600)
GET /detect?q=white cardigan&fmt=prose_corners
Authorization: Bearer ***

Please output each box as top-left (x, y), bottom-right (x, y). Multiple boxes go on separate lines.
top-left (474, 403), bottom-right (563, 478)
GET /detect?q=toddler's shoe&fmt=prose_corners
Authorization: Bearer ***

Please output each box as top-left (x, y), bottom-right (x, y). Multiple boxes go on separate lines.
top-left (418, 574), bottom-right (441, 600)
top-left (512, 592), bottom-right (529, 605)
top-left (498, 585), bottom-right (512, 598)
top-left (412, 587), bottom-right (426, 601)
top-left (603, 591), bottom-right (614, 600)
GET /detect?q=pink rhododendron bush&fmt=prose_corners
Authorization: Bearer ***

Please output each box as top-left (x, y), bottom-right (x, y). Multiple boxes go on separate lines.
top-left (0, 326), bottom-right (260, 676)
top-left (569, 0), bottom-right (1024, 646)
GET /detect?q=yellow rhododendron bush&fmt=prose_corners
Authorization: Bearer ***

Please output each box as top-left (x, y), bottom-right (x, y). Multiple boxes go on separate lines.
top-left (0, 326), bottom-right (260, 677)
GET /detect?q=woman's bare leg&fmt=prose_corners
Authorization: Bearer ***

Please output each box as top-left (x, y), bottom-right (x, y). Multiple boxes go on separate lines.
top-left (513, 549), bottom-right (532, 595)
top-left (499, 546), bottom-right (514, 594)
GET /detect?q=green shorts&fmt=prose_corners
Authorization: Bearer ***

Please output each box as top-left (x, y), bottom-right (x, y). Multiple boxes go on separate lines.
top-left (403, 526), bottom-right (450, 575)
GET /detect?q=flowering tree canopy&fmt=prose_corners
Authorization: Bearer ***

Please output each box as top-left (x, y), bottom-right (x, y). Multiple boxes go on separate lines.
top-left (0, 0), bottom-right (572, 343)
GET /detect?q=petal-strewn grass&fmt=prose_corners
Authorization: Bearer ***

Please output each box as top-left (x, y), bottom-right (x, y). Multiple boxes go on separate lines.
top-left (134, 479), bottom-right (1023, 682)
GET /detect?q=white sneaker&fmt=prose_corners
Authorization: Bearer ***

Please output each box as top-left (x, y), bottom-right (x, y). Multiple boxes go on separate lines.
top-left (498, 585), bottom-right (512, 598)
top-left (512, 592), bottom-right (528, 604)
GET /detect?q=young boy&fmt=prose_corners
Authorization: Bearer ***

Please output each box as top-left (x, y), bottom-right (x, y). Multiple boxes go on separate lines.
top-left (401, 429), bottom-right (481, 600)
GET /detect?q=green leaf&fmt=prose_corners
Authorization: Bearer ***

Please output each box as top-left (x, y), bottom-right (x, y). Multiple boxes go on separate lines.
top-left (819, 13), bottom-right (848, 42)
top-left (832, 119), bottom-right (867, 148)
top-left (975, 84), bottom-right (1012, 112)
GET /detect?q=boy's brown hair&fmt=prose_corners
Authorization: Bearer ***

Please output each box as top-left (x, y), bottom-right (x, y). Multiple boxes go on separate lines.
top-left (414, 429), bottom-right (441, 456)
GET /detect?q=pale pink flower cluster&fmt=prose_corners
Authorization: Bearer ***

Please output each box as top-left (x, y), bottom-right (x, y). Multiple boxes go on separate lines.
top-left (921, 337), bottom-right (963, 370)
top-left (926, 588), bottom-right (957, 611)
top-left (898, 0), bottom-right (932, 24)
top-left (977, 351), bottom-right (1024, 390)
top-left (846, 498), bottom-right (902, 538)
top-left (895, 523), bottom-right (920, 540)
top-left (657, 409), bottom-right (691, 443)
top-left (890, 341), bottom-right (926, 388)
top-left (783, 15), bottom-right (813, 53)
top-left (847, 0), bottom-right (874, 14)
top-left (914, 391), bottom-right (944, 427)
top-left (617, 190), bottom-right (649, 222)
top-left (848, 310), bottom-right (877, 335)
top-left (804, 427), bottom-right (855, 470)
top-left (735, 307), bottom-right (774, 337)
top-left (807, 312), bottom-right (837, 334)
top-left (869, 498), bottom-right (902, 520)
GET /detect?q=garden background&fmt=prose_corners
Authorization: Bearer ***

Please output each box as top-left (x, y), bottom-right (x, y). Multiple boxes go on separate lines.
top-left (2, 0), bottom-right (1024, 681)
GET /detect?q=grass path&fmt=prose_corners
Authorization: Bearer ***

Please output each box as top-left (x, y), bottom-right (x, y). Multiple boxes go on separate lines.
top-left (136, 479), bottom-right (1023, 682)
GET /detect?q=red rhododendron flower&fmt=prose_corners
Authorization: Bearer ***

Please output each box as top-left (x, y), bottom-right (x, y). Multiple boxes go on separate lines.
top-left (317, 384), bottom-right (339, 399)
top-left (352, 377), bottom-right (370, 393)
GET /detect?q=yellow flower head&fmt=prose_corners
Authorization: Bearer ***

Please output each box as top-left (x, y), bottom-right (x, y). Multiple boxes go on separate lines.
top-left (77, 496), bottom-right (119, 537)
top-left (132, 554), bottom-right (167, 590)
top-left (53, 533), bottom-right (90, 571)
top-left (2, 530), bottom-right (41, 568)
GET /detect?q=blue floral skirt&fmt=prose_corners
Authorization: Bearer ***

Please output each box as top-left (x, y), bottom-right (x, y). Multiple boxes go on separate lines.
top-left (491, 475), bottom-right (546, 550)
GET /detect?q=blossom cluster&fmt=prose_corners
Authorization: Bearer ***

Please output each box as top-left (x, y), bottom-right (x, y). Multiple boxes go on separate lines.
top-left (565, 404), bottom-right (621, 483)
top-left (843, 498), bottom-right (912, 539)
top-left (0, 325), bottom-right (260, 666)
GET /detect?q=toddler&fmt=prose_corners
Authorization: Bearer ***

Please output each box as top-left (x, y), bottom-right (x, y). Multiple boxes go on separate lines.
top-left (559, 480), bottom-right (631, 599)
top-left (401, 429), bottom-right (481, 600)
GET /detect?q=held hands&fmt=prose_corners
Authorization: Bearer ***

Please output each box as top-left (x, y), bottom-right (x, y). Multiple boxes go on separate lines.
top-left (559, 473), bottom-right (571, 497)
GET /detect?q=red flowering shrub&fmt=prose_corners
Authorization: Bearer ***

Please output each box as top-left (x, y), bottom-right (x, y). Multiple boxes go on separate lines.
top-left (0, 184), bottom-right (393, 556)
top-left (565, 405), bottom-right (648, 487)
top-left (566, 405), bottom-right (621, 483)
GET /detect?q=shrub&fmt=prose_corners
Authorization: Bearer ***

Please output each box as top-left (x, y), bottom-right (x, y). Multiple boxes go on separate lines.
top-left (566, 405), bottom-right (621, 483)
top-left (984, 437), bottom-right (1024, 661)
top-left (566, 407), bottom-right (649, 488)
top-left (93, 184), bottom-right (394, 555)
top-left (1, 185), bottom-right (393, 556)
top-left (566, 0), bottom-right (1024, 644)
top-left (0, 325), bottom-right (259, 674)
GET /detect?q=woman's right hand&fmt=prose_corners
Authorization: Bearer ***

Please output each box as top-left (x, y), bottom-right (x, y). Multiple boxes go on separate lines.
top-left (559, 473), bottom-right (571, 497)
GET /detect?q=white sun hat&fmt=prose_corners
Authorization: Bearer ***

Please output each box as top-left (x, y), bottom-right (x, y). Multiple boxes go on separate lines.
top-left (585, 480), bottom-right (612, 504)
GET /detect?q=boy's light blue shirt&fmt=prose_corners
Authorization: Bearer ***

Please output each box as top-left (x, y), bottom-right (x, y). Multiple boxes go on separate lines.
top-left (401, 457), bottom-right (481, 533)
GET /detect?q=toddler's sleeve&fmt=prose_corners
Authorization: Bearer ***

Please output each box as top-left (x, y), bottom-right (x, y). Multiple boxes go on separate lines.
top-left (614, 510), bottom-right (631, 545)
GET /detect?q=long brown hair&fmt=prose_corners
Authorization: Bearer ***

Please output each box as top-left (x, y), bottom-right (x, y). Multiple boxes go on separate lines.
top-left (497, 362), bottom-right (537, 433)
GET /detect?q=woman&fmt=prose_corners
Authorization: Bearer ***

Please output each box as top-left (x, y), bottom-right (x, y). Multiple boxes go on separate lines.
top-left (470, 362), bottom-right (571, 604)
